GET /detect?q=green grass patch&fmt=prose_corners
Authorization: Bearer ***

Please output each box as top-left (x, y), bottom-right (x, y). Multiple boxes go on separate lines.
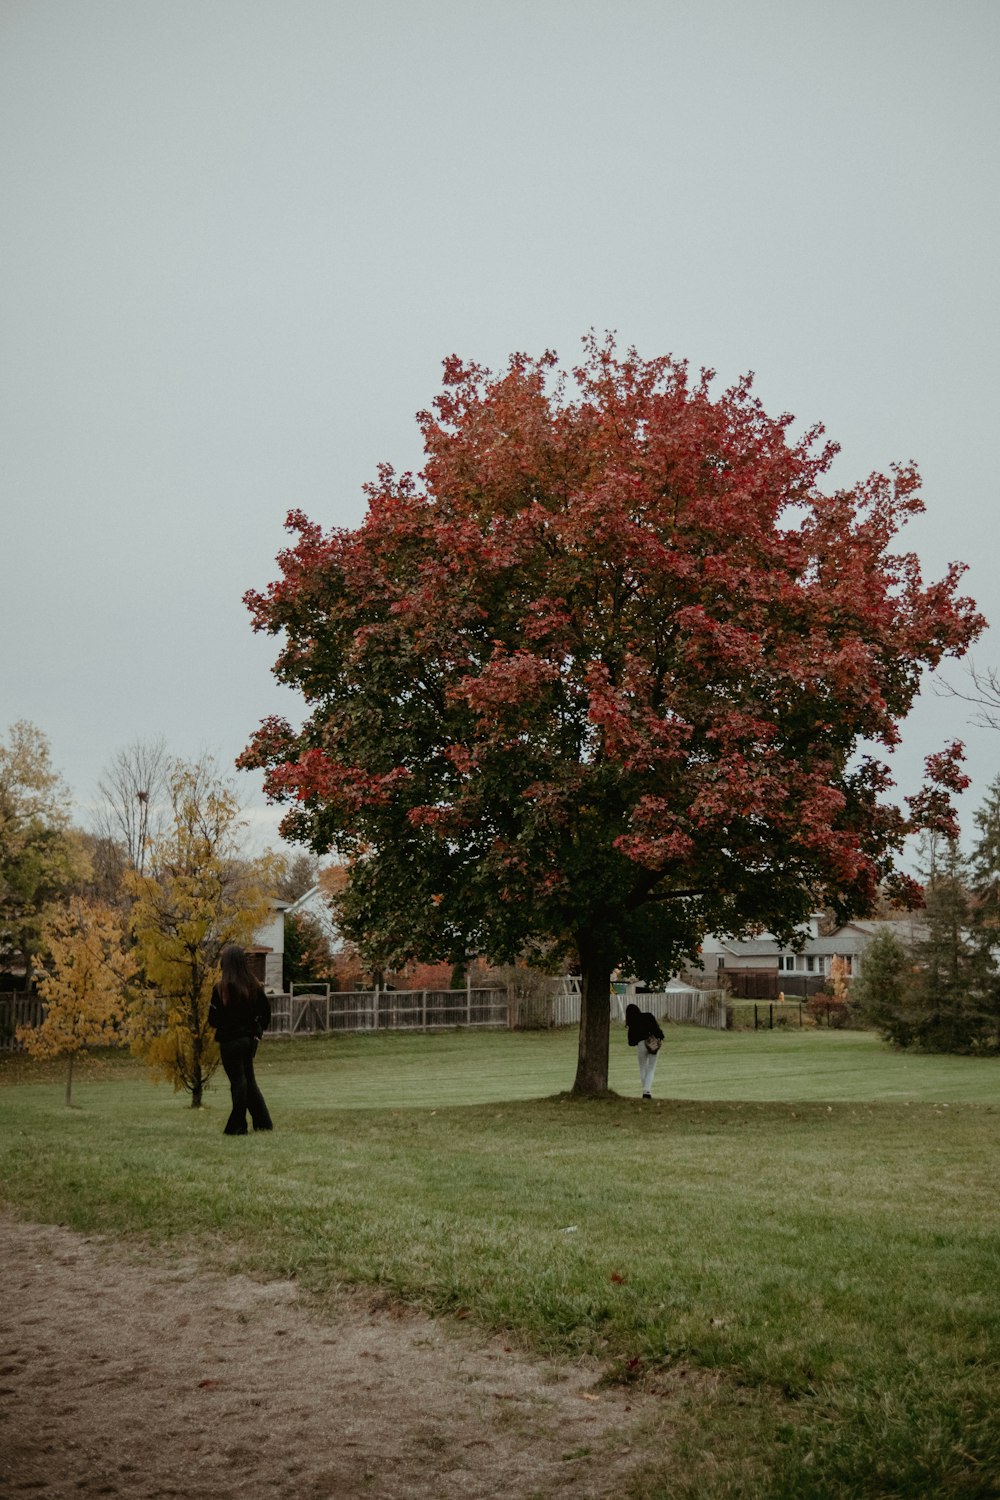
top-left (3, 1026), bottom-right (1000, 1497)
top-left (7, 1021), bottom-right (996, 1107)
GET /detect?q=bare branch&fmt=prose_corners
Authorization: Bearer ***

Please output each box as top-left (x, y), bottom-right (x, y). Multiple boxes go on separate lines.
top-left (95, 737), bottom-right (169, 876)
top-left (935, 660), bottom-right (1000, 732)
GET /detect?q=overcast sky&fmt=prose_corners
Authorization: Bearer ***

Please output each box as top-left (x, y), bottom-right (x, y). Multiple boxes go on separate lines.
top-left (2, 0), bottom-right (998, 858)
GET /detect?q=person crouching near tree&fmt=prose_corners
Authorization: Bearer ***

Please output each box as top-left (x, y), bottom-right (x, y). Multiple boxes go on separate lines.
top-left (208, 943), bottom-right (274, 1135)
top-left (624, 1002), bottom-right (665, 1100)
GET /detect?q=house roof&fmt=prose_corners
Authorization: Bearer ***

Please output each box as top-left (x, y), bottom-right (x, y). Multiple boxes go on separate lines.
top-left (801, 933), bottom-right (869, 955)
top-left (285, 885), bottom-right (320, 917)
top-left (285, 882), bottom-right (341, 941)
top-left (707, 917), bottom-right (927, 959)
top-left (712, 939), bottom-right (783, 958)
top-left (848, 917), bottom-right (929, 941)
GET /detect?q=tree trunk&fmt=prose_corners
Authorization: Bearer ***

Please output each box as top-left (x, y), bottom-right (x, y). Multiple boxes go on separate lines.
top-left (65, 1051), bottom-right (74, 1109)
top-left (190, 1030), bottom-right (203, 1108)
top-left (572, 951), bottom-right (614, 1096)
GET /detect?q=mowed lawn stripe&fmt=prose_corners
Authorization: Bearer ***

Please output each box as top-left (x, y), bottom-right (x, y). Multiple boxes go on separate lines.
top-left (248, 1026), bottom-right (1000, 1109)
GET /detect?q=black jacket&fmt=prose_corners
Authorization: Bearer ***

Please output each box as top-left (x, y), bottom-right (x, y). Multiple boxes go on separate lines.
top-left (624, 1005), bottom-right (665, 1048)
top-left (208, 982), bottom-right (271, 1044)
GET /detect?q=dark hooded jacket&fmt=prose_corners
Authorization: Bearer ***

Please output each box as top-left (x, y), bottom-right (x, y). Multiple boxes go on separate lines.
top-left (624, 1003), bottom-right (665, 1048)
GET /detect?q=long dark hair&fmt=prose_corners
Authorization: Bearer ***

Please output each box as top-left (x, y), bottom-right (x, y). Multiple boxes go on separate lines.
top-left (219, 943), bottom-right (255, 1006)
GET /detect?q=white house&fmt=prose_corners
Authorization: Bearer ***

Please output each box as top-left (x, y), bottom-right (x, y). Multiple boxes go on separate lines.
top-left (248, 899), bottom-right (291, 994)
top-left (284, 881), bottom-right (341, 949)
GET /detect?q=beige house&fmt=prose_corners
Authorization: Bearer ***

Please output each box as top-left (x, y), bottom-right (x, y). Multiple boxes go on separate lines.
top-left (693, 913), bottom-right (928, 986)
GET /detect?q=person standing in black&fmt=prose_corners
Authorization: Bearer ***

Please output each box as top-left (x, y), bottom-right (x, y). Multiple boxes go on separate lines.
top-left (208, 944), bottom-right (273, 1135)
top-left (624, 1001), bottom-right (665, 1099)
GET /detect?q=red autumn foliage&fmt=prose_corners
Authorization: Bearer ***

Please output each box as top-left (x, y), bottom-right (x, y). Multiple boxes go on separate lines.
top-left (241, 336), bottom-right (983, 1094)
top-left (395, 960), bottom-right (456, 991)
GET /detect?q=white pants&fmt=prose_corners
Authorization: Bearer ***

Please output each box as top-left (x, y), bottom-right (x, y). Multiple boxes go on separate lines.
top-left (637, 1040), bottom-right (659, 1095)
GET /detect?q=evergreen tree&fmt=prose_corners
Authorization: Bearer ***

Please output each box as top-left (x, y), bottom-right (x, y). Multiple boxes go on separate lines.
top-left (857, 833), bottom-right (989, 1053)
top-left (913, 836), bottom-right (981, 1050)
top-left (853, 926), bottom-right (916, 1047)
top-left (967, 775), bottom-right (1000, 1049)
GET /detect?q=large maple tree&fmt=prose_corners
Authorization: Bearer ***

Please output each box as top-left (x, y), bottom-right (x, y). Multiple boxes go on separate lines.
top-left (241, 338), bottom-right (983, 1094)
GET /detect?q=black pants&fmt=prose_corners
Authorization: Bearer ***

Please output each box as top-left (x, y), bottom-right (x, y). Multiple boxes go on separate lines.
top-left (219, 1036), bottom-right (273, 1134)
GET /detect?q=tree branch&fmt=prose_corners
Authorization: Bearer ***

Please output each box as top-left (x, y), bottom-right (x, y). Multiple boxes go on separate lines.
top-left (936, 661), bottom-right (1000, 731)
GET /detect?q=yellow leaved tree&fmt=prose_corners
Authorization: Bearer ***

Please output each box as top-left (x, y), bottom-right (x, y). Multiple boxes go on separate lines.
top-left (126, 759), bottom-right (280, 1107)
top-left (829, 954), bottom-right (851, 1002)
top-left (17, 899), bottom-right (137, 1107)
top-left (1, 720), bottom-right (92, 985)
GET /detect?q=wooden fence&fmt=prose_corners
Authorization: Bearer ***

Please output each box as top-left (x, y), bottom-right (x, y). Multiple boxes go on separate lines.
top-left (648, 988), bottom-right (729, 1030)
top-left (2, 981), bottom-right (729, 1052)
top-left (0, 992), bottom-right (45, 1051)
top-left (516, 984), bottom-right (728, 1031)
top-left (724, 970), bottom-right (829, 1000)
top-left (265, 986), bottom-right (509, 1037)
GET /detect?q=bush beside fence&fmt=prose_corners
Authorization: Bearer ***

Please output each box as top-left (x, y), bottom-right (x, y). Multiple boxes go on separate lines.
top-left (727, 997), bottom-right (866, 1031)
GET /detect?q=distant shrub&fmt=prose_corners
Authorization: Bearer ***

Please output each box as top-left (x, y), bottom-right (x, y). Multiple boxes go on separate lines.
top-left (806, 993), bottom-right (851, 1029)
top-left (725, 999), bottom-right (805, 1031)
top-left (488, 964), bottom-right (554, 1029)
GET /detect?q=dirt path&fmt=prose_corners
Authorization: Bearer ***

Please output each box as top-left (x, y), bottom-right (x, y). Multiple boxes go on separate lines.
top-left (0, 1216), bottom-right (675, 1499)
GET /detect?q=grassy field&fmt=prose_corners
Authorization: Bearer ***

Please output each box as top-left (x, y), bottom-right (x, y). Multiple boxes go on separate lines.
top-left (3, 1026), bottom-right (1000, 1498)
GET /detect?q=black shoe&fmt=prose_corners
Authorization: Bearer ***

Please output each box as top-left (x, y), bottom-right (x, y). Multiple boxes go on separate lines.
top-left (642, 1092), bottom-right (652, 1099)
